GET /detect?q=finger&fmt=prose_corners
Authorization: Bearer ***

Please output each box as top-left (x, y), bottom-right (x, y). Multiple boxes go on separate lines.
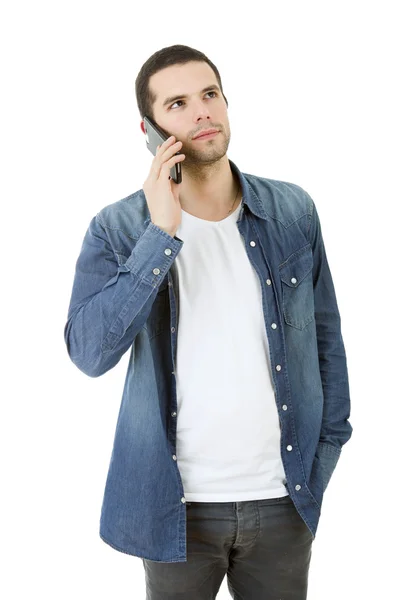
top-left (152, 141), bottom-right (183, 179)
top-left (156, 136), bottom-right (175, 154)
top-left (159, 139), bottom-right (182, 160)
top-left (160, 153), bottom-right (185, 175)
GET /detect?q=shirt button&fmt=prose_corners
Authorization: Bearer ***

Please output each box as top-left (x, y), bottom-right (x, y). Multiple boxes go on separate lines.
top-left (282, 405), bottom-right (288, 411)
top-left (164, 248), bottom-right (172, 256)
top-left (153, 268), bottom-right (160, 275)
top-left (171, 327), bottom-right (175, 333)
top-left (171, 411), bottom-right (177, 416)
top-left (271, 323), bottom-right (277, 329)
top-left (295, 485), bottom-right (302, 491)
top-left (250, 241), bottom-right (256, 247)
top-left (181, 497), bottom-right (186, 503)
top-left (266, 279), bottom-right (271, 285)
top-left (291, 277), bottom-right (297, 284)
top-left (172, 455), bottom-right (177, 461)
top-left (287, 445), bottom-right (293, 451)
top-left (276, 364), bottom-right (282, 371)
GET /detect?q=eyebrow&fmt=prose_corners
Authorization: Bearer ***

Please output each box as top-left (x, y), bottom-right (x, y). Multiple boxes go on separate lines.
top-left (162, 84), bottom-right (220, 109)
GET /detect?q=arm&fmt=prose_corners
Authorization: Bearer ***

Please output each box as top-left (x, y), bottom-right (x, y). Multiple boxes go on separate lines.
top-left (307, 195), bottom-right (353, 455)
top-left (63, 214), bottom-right (182, 377)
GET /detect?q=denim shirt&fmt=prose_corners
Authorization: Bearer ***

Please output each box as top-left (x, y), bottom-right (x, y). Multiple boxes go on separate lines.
top-left (64, 159), bottom-right (352, 562)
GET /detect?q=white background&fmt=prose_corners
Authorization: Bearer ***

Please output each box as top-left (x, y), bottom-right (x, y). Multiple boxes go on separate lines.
top-left (2, 1), bottom-right (399, 598)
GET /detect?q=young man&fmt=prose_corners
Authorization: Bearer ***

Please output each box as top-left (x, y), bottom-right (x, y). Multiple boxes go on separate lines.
top-left (64, 44), bottom-right (353, 599)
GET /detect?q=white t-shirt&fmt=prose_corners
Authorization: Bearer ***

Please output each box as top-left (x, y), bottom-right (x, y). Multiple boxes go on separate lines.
top-left (174, 199), bottom-right (288, 502)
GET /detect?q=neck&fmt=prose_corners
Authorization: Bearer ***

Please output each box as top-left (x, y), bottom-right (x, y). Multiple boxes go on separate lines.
top-left (178, 156), bottom-right (241, 216)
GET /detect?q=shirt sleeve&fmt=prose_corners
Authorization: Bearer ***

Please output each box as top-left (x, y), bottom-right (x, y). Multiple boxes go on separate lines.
top-left (63, 215), bottom-right (183, 377)
top-left (307, 193), bottom-right (353, 452)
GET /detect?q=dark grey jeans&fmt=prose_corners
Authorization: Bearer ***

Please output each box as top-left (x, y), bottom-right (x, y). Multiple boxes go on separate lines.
top-left (142, 494), bottom-right (313, 599)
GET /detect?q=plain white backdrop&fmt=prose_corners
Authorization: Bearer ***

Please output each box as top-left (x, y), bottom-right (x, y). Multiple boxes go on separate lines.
top-left (2, 0), bottom-right (399, 598)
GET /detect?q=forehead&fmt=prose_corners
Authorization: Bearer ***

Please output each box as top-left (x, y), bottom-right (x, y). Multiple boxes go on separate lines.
top-left (150, 61), bottom-right (219, 106)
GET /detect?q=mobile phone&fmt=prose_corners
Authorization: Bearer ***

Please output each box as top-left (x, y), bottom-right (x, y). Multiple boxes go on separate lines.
top-left (143, 116), bottom-right (182, 184)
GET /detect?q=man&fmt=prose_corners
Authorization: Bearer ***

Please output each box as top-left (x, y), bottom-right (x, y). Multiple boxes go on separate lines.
top-left (64, 44), bottom-right (353, 599)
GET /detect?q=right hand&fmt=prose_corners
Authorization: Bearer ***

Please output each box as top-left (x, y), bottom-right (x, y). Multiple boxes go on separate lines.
top-left (142, 135), bottom-right (186, 238)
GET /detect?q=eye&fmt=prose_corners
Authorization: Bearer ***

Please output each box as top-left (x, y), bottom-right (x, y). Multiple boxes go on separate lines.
top-left (170, 91), bottom-right (218, 109)
top-left (170, 100), bottom-right (183, 109)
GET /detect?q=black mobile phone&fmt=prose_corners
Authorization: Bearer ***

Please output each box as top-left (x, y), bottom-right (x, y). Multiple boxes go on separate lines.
top-left (143, 116), bottom-right (182, 184)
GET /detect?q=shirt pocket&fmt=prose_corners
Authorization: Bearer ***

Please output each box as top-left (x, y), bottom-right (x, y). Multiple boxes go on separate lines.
top-left (278, 244), bottom-right (315, 330)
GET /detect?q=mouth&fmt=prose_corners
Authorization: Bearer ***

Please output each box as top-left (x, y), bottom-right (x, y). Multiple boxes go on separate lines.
top-left (193, 130), bottom-right (219, 141)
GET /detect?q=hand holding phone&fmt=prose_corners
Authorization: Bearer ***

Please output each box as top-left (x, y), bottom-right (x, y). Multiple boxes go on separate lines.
top-left (142, 133), bottom-right (186, 238)
top-left (144, 116), bottom-right (183, 184)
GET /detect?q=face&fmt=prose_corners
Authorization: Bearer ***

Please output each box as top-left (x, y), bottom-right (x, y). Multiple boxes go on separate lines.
top-left (140, 61), bottom-right (231, 167)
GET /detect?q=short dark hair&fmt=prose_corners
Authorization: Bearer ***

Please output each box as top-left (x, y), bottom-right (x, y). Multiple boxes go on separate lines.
top-left (135, 44), bottom-right (228, 121)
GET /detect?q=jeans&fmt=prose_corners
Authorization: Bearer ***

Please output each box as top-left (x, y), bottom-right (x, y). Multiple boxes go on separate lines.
top-left (142, 494), bottom-right (313, 599)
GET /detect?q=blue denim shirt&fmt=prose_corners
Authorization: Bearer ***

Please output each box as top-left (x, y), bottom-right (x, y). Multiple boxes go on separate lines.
top-left (64, 159), bottom-right (352, 562)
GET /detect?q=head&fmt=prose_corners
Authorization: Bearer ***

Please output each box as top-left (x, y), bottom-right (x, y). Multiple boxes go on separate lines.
top-left (135, 44), bottom-right (231, 168)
